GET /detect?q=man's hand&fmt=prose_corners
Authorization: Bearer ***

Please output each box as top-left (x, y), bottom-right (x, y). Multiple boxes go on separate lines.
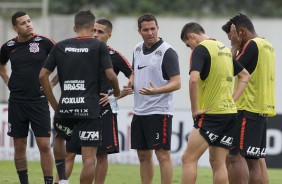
top-left (119, 88), bottom-right (133, 97)
top-left (99, 93), bottom-right (109, 106)
top-left (229, 24), bottom-right (242, 50)
top-left (139, 82), bottom-right (158, 95)
top-left (122, 81), bottom-right (134, 94)
top-left (192, 109), bottom-right (210, 120)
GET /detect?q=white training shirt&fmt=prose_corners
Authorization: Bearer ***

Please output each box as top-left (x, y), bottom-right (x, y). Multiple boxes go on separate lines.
top-left (133, 41), bottom-right (174, 115)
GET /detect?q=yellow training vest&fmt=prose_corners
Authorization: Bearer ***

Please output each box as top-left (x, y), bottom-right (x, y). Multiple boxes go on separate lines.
top-left (198, 40), bottom-right (237, 114)
top-left (235, 38), bottom-right (276, 116)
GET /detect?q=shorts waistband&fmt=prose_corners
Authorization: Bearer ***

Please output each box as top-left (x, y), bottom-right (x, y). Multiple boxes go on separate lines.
top-left (238, 110), bottom-right (268, 117)
top-left (258, 113), bottom-right (268, 117)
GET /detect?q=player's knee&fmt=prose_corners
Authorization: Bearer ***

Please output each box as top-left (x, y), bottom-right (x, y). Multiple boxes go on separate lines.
top-left (182, 151), bottom-right (192, 165)
top-left (138, 153), bottom-right (152, 162)
top-left (226, 153), bottom-right (239, 164)
top-left (97, 153), bottom-right (108, 162)
top-left (38, 143), bottom-right (52, 153)
top-left (156, 154), bottom-right (169, 163)
top-left (246, 158), bottom-right (260, 170)
top-left (155, 149), bottom-right (170, 162)
top-left (209, 156), bottom-right (219, 169)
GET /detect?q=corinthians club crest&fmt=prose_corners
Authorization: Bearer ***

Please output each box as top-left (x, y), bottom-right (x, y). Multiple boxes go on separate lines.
top-left (29, 42), bottom-right (40, 53)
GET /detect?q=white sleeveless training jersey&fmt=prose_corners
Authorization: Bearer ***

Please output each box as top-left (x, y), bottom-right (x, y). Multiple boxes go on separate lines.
top-left (133, 41), bottom-right (174, 115)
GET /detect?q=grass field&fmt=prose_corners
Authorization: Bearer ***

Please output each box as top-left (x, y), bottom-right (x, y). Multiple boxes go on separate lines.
top-left (0, 160), bottom-right (281, 183)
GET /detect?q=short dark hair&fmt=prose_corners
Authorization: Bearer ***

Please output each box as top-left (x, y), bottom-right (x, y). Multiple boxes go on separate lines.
top-left (74, 10), bottom-right (95, 29)
top-left (11, 11), bottom-right (27, 26)
top-left (222, 13), bottom-right (255, 33)
top-left (138, 13), bottom-right (158, 30)
top-left (96, 19), bottom-right (113, 32)
top-left (180, 22), bottom-right (205, 41)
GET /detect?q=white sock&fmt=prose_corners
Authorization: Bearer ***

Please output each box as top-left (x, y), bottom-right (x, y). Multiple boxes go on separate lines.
top-left (59, 180), bottom-right (69, 184)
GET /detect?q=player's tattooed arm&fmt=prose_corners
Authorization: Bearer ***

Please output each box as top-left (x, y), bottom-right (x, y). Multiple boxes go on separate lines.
top-left (50, 74), bottom-right (59, 88)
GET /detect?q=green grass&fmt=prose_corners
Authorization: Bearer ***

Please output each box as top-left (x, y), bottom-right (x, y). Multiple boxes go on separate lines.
top-left (0, 160), bottom-right (281, 183)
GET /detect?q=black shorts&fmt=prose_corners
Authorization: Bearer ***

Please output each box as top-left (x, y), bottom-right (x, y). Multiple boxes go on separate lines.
top-left (66, 124), bottom-right (81, 154)
top-left (230, 110), bottom-right (267, 159)
top-left (66, 109), bottom-right (119, 154)
top-left (7, 101), bottom-right (51, 138)
top-left (54, 117), bottom-right (101, 147)
top-left (194, 113), bottom-right (236, 149)
top-left (131, 114), bottom-right (172, 150)
top-left (97, 109), bottom-right (119, 154)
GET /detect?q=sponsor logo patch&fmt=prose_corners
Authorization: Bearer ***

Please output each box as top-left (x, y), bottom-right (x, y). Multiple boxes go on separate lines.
top-left (59, 109), bottom-right (89, 117)
top-left (64, 80), bottom-right (86, 91)
top-left (247, 146), bottom-right (261, 157)
top-left (205, 131), bottom-right (219, 143)
top-left (55, 123), bottom-right (73, 136)
top-left (137, 65), bottom-right (147, 70)
top-left (220, 135), bottom-right (233, 146)
top-left (7, 40), bottom-right (15, 46)
top-left (79, 131), bottom-right (99, 141)
top-left (65, 47), bottom-right (89, 53)
top-left (33, 36), bottom-right (42, 41)
top-left (217, 45), bottom-right (226, 50)
top-left (61, 97), bottom-right (85, 104)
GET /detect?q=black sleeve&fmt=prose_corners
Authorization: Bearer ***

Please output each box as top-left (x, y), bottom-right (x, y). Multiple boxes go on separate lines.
top-left (99, 42), bottom-right (113, 70)
top-left (190, 45), bottom-right (209, 73)
top-left (0, 43), bottom-right (9, 65)
top-left (162, 48), bottom-right (180, 80)
top-left (44, 37), bottom-right (56, 54)
top-left (233, 58), bottom-right (244, 76)
top-left (43, 45), bottom-right (57, 72)
top-left (112, 52), bottom-right (132, 78)
top-left (236, 40), bottom-right (258, 74)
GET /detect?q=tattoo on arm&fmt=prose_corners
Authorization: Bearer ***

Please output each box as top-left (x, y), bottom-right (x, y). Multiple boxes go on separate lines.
top-left (50, 74), bottom-right (59, 88)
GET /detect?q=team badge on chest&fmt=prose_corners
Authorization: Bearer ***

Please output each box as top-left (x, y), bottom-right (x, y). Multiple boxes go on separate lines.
top-left (29, 42), bottom-right (40, 53)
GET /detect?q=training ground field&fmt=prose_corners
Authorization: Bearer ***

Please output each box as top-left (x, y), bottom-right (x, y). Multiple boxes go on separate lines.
top-left (0, 160), bottom-right (281, 183)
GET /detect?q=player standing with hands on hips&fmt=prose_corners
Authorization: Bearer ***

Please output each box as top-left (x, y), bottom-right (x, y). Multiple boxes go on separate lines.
top-left (54, 18), bottom-right (132, 184)
top-left (40, 10), bottom-right (120, 184)
top-left (0, 11), bottom-right (56, 184)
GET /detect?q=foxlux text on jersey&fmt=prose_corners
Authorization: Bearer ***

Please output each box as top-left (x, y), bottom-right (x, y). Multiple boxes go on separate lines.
top-left (61, 97), bottom-right (85, 104)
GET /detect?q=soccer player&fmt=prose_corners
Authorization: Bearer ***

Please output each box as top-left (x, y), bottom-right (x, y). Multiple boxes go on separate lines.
top-left (0, 11), bottom-right (55, 184)
top-left (39, 10), bottom-right (120, 184)
top-left (180, 22), bottom-right (250, 184)
top-left (123, 13), bottom-right (181, 184)
top-left (54, 18), bottom-right (133, 184)
top-left (222, 13), bottom-right (276, 184)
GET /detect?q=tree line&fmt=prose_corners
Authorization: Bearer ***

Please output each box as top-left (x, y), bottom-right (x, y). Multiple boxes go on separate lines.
top-left (0, 0), bottom-right (282, 17)
top-left (48, 0), bottom-right (282, 17)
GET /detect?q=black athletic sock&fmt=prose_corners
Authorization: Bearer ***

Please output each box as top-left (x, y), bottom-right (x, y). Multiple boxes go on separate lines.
top-left (44, 176), bottom-right (53, 184)
top-left (17, 170), bottom-right (28, 184)
top-left (55, 159), bottom-right (67, 180)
